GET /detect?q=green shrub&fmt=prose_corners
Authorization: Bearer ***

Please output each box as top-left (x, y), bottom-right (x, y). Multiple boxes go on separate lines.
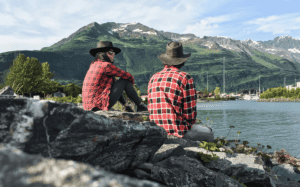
top-left (199, 141), bottom-right (221, 152)
top-left (196, 152), bottom-right (220, 163)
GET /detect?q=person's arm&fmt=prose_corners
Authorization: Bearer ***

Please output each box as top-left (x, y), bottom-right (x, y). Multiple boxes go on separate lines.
top-left (182, 77), bottom-right (197, 124)
top-left (105, 63), bottom-right (134, 85)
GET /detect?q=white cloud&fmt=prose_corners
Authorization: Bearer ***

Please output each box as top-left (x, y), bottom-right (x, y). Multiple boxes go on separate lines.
top-left (23, 29), bottom-right (41, 35)
top-left (250, 15), bottom-right (280, 23)
top-left (273, 29), bottom-right (289, 34)
top-left (12, 7), bottom-right (34, 23)
top-left (0, 0), bottom-right (300, 53)
top-left (0, 0), bottom-right (12, 12)
top-left (64, 0), bottom-right (91, 14)
top-left (183, 14), bottom-right (235, 37)
top-left (39, 17), bottom-right (61, 29)
top-left (0, 35), bottom-right (63, 53)
top-left (0, 13), bottom-right (18, 26)
top-left (244, 13), bottom-right (300, 35)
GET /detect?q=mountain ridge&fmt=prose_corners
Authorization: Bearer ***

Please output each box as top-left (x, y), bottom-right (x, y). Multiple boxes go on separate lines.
top-left (47, 21), bottom-right (300, 64)
top-left (1, 21), bottom-right (300, 95)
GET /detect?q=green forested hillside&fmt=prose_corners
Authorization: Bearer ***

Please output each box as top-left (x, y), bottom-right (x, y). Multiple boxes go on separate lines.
top-left (1, 22), bottom-right (300, 96)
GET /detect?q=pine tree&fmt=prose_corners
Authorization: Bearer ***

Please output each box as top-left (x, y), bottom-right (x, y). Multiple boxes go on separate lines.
top-left (290, 88), bottom-right (295, 97)
top-left (19, 57), bottom-right (44, 98)
top-left (35, 62), bottom-right (57, 98)
top-left (4, 54), bottom-right (28, 95)
top-left (296, 87), bottom-right (300, 96)
top-left (204, 88), bottom-right (208, 95)
top-left (0, 52), bottom-right (16, 88)
top-left (63, 83), bottom-right (82, 97)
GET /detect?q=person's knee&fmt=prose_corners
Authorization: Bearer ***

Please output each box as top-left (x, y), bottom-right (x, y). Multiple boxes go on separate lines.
top-left (117, 78), bottom-right (130, 85)
top-left (183, 126), bottom-right (215, 142)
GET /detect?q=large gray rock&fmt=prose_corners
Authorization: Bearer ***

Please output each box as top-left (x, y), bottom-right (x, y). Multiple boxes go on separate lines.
top-left (0, 98), bottom-right (167, 173)
top-left (133, 141), bottom-right (300, 187)
top-left (1, 98), bottom-right (300, 187)
top-left (0, 144), bottom-right (167, 187)
top-left (0, 86), bottom-right (15, 96)
top-left (53, 90), bottom-right (66, 97)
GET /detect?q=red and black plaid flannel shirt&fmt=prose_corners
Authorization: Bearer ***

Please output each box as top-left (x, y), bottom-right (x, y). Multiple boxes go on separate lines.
top-left (147, 65), bottom-right (197, 138)
top-left (82, 59), bottom-right (134, 111)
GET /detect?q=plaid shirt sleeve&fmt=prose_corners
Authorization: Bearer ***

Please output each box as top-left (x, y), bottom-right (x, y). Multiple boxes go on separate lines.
top-left (105, 63), bottom-right (134, 85)
top-left (182, 75), bottom-right (197, 124)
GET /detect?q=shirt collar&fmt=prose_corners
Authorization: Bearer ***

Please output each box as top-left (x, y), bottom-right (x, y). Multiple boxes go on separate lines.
top-left (163, 65), bottom-right (180, 71)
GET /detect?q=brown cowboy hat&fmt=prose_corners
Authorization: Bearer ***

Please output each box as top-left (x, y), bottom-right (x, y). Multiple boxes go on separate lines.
top-left (158, 41), bottom-right (191, 65)
top-left (89, 41), bottom-right (121, 57)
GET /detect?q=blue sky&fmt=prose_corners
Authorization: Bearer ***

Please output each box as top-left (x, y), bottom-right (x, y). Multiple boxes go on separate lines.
top-left (0, 0), bottom-right (299, 54)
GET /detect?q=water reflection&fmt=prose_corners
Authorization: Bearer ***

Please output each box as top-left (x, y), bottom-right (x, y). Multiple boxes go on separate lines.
top-left (196, 100), bottom-right (300, 157)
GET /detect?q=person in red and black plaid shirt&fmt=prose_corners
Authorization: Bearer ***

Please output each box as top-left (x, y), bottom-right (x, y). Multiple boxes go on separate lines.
top-left (82, 41), bottom-right (148, 112)
top-left (147, 41), bottom-right (214, 142)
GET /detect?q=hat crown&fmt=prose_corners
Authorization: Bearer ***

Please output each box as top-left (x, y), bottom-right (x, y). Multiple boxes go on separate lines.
top-left (89, 41), bottom-right (121, 57)
top-left (158, 41), bottom-right (191, 65)
top-left (166, 41), bottom-right (184, 58)
top-left (97, 41), bottom-right (113, 49)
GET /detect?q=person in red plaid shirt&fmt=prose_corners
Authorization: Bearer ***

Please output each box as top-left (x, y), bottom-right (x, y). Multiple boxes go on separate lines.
top-left (147, 41), bottom-right (214, 142)
top-left (82, 41), bottom-right (148, 112)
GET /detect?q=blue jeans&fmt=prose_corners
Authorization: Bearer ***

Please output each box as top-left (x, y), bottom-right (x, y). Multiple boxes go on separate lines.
top-left (183, 125), bottom-right (215, 142)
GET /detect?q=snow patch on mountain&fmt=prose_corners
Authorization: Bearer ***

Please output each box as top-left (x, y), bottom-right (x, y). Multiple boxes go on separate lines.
top-left (288, 48), bottom-right (300, 53)
top-left (143, 31), bottom-right (157, 35)
top-left (180, 37), bottom-right (190, 41)
top-left (241, 39), bottom-right (260, 45)
top-left (120, 22), bottom-right (137, 28)
top-left (203, 41), bottom-right (216, 49)
top-left (215, 36), bottom-right (229, 39)
top-left (133, 28), bottom-right (143, 32)
top-left (266, 48), bottom-right (277, 51)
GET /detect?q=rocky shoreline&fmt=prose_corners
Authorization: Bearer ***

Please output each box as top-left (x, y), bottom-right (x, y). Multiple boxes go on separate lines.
top-left (256, 97), bottom-right (300, 102)
top-left (2, 97), bottom-right (300, 186)
top-left (198, 98), bottom-right (300, 102)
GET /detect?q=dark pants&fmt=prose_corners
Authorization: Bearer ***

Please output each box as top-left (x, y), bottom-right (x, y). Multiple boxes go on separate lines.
top-left (182, 125), bottom-right (215, 142)
top-left (92, 78), bottom-right (142, 111)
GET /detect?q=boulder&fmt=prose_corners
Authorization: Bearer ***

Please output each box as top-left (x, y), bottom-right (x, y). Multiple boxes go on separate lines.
top-left (0, 86), bottom-right (15, 96)
top-left (1, 98), bottom-right (300, 187)
top-left (133, 139), bottom-right (300, 187)
top-left (53, 90), bottom-right (66, 97)
top-left (0, 98), bottom-right (166, 172)
top-left (0, 144), bottom-right (167, 187)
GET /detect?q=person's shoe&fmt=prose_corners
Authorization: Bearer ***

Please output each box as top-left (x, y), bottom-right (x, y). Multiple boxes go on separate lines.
top-left (125, 106), bottom-right (134, 112)
top-left (137, 103), bottom-right (148, 112)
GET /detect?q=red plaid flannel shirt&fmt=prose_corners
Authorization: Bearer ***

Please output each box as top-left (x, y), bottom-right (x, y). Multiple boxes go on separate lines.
top-left (82, 59), bottom-right (134, 110)
top-left (147, 65), bottom-right (197, 138)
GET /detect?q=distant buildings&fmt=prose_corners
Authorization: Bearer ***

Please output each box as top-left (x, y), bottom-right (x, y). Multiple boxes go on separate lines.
top-left (285, 82), bottom-right (300, 91)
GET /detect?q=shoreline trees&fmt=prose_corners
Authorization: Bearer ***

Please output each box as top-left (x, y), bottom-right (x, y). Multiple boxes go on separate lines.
top-left (0, 53), bottom-right (82, 98)
top-left (260, 86), bottom-right (300, 100)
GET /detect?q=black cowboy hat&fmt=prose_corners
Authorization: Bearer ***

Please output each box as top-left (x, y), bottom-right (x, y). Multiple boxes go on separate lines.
top-left (89, 41), bottom-right (121, 57)
top-left (158, 41), bottom-right (191, 65)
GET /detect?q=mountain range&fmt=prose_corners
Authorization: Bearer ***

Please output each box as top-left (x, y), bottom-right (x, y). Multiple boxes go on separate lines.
top-left (1, 21), bottom-right (300, 95)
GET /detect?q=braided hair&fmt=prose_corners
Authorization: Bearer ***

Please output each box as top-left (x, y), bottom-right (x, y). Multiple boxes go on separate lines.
top-left (89, 51), bottom-right (112, 68)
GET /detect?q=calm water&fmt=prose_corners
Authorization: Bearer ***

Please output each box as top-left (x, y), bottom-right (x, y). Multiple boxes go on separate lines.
top-left (197, 100), bottom-right (300, 158)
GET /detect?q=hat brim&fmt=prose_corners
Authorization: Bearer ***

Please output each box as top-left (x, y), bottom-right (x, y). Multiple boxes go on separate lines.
top-left (89, 47), bottom-right (121, 57)
top-left (158, 52), bottom-right (191, 65)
